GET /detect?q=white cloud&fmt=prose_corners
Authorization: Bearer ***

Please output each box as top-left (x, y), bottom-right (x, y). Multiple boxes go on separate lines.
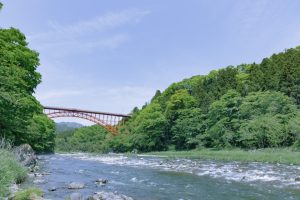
top-left (46, 9), bottom-right (150, 37)
top-left (27, 9), bottom-right (150, 55)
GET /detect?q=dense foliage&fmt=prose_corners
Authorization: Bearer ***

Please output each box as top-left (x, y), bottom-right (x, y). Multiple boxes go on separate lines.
top-left (0, 5), bottom-right (55, 152)
top-left (56, 46), bottom-right (300, 153)
top-left (110, 47), bottom-right (300, 152)
top-left (55, 125), bottom-right (109, 152)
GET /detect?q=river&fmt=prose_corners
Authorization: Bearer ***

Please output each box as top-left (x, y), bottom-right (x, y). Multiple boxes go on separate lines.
top-left (28, 153), bottom-right (300, 200)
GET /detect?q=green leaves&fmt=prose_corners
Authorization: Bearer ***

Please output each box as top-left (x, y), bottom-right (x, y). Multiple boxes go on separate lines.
top-left (239, 115), bottom-right (285, 148)
top-left (130, 102), bottom-right (168, 151)
top-left (0, 27), bottom-right (55, 152)
top-left (55, 125), bottom-right (110, 153)
top-left (201, 91), bottom-right (300, 148)
top-left (171, 108), bottom-right (203, 150)
top-left (26, 114), bottom-right (56, 152)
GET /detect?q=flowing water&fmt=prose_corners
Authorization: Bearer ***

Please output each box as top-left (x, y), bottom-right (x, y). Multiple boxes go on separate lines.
top-left (29, 153), bottom-right (300, 200)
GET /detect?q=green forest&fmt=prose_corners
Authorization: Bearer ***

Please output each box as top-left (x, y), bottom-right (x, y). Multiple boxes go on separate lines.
top-left (0, 20), bottom-right (55, 153)
top-left (56, 46), bottom-right (300, 153)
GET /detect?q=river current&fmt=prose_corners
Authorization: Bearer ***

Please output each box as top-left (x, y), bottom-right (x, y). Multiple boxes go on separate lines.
top-left (29, 153), bottom-right (300, 200)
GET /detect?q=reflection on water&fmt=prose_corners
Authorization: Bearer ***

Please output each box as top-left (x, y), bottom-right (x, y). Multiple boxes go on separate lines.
top-left (30, 154), bottom-right (300, 200)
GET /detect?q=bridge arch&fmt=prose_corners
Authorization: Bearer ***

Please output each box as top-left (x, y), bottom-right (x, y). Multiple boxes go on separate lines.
top-left (43, 106), bottom-right (130, 134)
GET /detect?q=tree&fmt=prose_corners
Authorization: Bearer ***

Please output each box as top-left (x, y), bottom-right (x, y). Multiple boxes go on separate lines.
top-left (165, 89), bottom-right (196, 122)
top-left (26, 114), bottom-right (56, 152)
top-left (130, 102), bottom-right (168, 152)
top-left (194, 66), bottom-right (239, 112)
top-left (0, 24), bottom-right (55, 151)
top-left (200, 90), bottom-right (242, 148)
top-left (238, 92), bottom-right (299, 148)
top-left (70, 125), bottom-right (108, 152)
top-left (0, 28), bottom-right (42, 144)
top-left (171, 108), bottom-right (204, 150)
top-left (151, 90), bottom-right (162, 102)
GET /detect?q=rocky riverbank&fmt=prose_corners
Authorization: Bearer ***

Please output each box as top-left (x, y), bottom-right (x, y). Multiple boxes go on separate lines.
top-left (30, 174), bottom-right (134, 200)
top-left (13, 144), bottom-right (39, 172)
top-left (8, 145), bottom-right (134, 200)
top-left (27, 153), bottom-right (300, 200)
top-left (7, 149), bottom-right (300, 200)
top-left (5, 144), bottom-right (41, 200)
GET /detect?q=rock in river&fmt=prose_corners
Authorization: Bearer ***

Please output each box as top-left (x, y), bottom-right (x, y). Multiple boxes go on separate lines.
top-left (48, 187), bottom-right (57, 192)
top-left (68, 182), bottom-right (85, 189)
top-left (295, 177), bottom-right (300, 181)
top-left (95, 178), bottom-right (108, 184)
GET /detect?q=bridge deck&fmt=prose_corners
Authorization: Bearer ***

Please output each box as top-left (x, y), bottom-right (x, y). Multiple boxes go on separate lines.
top-left (43, 106), bottom-right (130, 117)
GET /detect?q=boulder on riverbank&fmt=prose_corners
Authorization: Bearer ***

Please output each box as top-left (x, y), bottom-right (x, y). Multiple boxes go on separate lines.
top-left (13, 144), bottom-right (37, 170)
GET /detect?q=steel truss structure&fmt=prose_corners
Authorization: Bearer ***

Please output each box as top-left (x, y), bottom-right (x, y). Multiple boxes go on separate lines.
top-left (43, 106), bottom-right (130, 134)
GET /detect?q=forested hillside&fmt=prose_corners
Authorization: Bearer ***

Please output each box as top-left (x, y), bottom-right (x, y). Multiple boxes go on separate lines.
top-left (56, 46), bottom-right (300, 153)
top-left (0, 7), bottom-right (55, 152)
top-left (109, 46), bottom-right (300, 152)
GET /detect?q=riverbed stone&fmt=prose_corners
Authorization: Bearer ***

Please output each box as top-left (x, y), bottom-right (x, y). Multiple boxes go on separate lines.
top-left (33, 179), bottom-right (46, 184)
top-left (13, 144), bottom-right (37, 170)
top-left (34, 173), bottom-right (43, 177)
top-left (48, 187), bottom-right (57, 192)
top-left (9, 184), bottom-right (19, 195)
top-left (92, 191), bottom-right (134, 200)
top-left (295, 177), bottom-right (300, 181)
top-left (68, 182), bottom-right (85, 189)
top-left (69, 193), bottom-right (84, 200)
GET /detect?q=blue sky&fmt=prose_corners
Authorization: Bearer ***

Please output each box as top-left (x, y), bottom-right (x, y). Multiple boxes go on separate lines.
top-left (1, 0), bottom-right (300, 124)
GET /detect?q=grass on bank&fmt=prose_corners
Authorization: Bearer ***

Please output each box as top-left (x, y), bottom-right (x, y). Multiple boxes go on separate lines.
top-left (56, 147), bottom-right (300, 165)
top-left (0, 148), bottom-right (27, 198)
top-left (12, 187), bottom-right (43, 200)
top-left (142, 148), bottom-right (300, 165)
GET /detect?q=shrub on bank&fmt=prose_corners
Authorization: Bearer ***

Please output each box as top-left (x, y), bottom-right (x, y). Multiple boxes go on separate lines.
top-left (12, 187), bottom-right (43, 200)
top-left (0, 148), bottom-right (27, 197)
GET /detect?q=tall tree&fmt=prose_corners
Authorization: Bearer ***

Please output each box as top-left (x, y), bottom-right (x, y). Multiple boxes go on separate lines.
top-left (0, 10), bottom-right (55, 151)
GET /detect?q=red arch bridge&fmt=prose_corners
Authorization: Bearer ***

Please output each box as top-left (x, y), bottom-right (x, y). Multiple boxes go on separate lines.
top-left (43, 106), bottom-right (130, 134)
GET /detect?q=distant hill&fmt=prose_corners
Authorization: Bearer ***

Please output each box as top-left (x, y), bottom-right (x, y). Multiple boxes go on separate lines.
top-left (55, 122), bottom-right (83, 133)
